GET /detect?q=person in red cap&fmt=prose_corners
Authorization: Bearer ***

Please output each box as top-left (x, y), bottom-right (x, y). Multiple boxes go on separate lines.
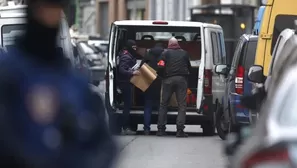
top-left (157, 37), bottom-right (191, 137)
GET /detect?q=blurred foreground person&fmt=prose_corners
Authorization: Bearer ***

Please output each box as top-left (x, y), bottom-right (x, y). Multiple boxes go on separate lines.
top-left (157, 37), bottom-right (191, 138)
top-left (0, 0), bottom-right (116, 168)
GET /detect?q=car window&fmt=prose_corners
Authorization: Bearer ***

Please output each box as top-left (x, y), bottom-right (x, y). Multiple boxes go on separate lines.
top-left (271, 15), bottom-right (297, 55)
top-left (231, 39), bottom-right (244, 68)
top-left (218, 32), bottom-right (226, 64)
top-left (243, 40), bottom-right (258, 69)
top-left (211, 32), bottom-right (220, 64)
top-left (238, 41), bottom-right (247, 68)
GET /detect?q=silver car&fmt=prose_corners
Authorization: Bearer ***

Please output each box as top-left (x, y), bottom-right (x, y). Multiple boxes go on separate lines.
top-left (228, 64), bottom-right (297, 168)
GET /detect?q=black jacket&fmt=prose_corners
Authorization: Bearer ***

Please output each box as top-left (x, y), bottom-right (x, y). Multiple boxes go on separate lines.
top-left (117, 50), bottom-right (137, 83)
top-left (142, 46), bottom-right (164, 70)
top-left (160, 49), bottom-right (191, 78)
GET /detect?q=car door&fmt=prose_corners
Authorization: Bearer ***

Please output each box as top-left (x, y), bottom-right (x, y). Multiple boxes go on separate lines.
top-left (209, 29), bottom-right (225, 104)
top-left (106, 24), bottom-right (117, 109)
top-left (224, 37), bottom-right (245, 112)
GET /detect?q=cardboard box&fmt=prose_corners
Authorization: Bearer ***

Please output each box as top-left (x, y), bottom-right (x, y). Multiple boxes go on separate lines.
top-left (130, 63), bottom-right (157, 92)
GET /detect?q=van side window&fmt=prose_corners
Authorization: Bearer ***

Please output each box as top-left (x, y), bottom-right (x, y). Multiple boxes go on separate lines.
top-left (218, 32), bottom-right (226, 64)
top-left (271, 15), bottom-right (297, 54)
top-left (270, 36), bottom-right (283, 74)
top-left (211, 32), bottom-right (220, 64)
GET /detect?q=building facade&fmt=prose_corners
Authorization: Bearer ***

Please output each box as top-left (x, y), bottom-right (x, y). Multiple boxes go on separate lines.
top-left (95, 0), bottom-right (149, 38)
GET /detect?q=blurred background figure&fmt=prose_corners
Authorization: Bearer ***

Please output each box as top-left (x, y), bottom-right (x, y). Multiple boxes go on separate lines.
top-left (0, 0), bottom-right (116, 168)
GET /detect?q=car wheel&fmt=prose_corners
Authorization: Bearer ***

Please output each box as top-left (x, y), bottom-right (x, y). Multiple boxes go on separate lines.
top-left (202, 121), bottom-right (215, 136)
top-left (216, 105), bottom-right (229, 140)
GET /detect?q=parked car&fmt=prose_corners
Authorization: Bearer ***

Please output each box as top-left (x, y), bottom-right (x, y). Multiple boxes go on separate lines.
top-left (77, 41), bottom-right (106, 85)
top-left (227, 64), bottom-right (297, 168)
top-left (241, 29), bottom-right (295, 115)
top-left (71, 39), bottom-right (92, 81)
top-left (88, 39), bottom-right (109, 57)
top-left (214, 34), bottom-right (258, 140)
top-left (106, 20), bottom-right (226, 135)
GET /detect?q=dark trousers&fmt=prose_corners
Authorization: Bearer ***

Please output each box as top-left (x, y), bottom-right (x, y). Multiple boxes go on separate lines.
top-left (143, 92), bottom-right (160, 131)
top-left (119, 83), bottom-right (132, 130)
top-left (157, 76), bottom-right (187, 131)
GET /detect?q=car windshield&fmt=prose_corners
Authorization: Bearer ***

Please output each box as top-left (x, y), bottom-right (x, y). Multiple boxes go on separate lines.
top-left (1, 24), bottom-right (26, 47)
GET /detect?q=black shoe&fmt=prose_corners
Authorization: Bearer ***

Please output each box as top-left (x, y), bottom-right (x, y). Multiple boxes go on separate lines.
top-left (144, 130), bottom-right (150, 135)
top-left (176, 130), bottom-right (188, 138)
top-left (156, 130), bottom-right (166, 136)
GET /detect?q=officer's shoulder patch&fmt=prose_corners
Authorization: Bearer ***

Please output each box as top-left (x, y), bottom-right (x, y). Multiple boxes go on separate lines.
top-left (26, 85), bottom-right (59, 125)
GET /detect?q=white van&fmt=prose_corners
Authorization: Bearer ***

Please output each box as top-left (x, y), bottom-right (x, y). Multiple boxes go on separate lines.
top-left (105, 20), bottom-right (226, 135)
top-left (0, 5), bottom-right (75, 65)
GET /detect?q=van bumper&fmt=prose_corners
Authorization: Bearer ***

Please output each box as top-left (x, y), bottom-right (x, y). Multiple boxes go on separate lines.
top-left (229, 94), bottom-right (250, 124)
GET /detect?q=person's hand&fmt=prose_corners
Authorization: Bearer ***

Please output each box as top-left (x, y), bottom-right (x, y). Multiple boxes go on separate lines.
top-left (133, 70), bottom-right (140, 76)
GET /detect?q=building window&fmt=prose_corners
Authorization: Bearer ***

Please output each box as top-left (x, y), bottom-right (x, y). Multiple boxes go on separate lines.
top-left (127, 8), bottom-right (145, 20)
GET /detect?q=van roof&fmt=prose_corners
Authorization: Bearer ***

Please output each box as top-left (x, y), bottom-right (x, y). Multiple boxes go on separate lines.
top-left (113, 20), bottom-right (222, 29)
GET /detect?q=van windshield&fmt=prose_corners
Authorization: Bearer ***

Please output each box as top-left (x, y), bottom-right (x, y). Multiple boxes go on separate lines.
top-left (121, 26), bottom-right (201, 60)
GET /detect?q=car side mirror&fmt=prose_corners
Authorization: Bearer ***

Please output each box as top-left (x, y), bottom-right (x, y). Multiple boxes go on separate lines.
top-left (248, 65), bottom-right (264, 83)
top-left (215, 64), bottom-right (229, 75)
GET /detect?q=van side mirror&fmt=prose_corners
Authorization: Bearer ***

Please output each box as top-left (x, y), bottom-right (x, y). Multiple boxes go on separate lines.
top-left (248, 65), bottom-right (264, 83)
top-left (215, 64), bottom-right (229, 75)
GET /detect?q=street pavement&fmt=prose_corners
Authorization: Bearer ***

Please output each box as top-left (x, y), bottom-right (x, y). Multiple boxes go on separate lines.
top-left (96, 81), bottom-right (227, 168)
top-left (113, 125), bottom-right (226, 168)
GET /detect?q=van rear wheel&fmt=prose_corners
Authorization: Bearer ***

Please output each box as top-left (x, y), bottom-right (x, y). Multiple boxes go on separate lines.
top-left (130, 123), bottom-right (138, 132)
top-left (202, 121), bottom-right (215, 136)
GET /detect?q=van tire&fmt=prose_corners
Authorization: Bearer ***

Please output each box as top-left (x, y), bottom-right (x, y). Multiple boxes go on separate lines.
top-left (202, 121), bottom-right (215, 136)
top-left (216, 105), bottom-right (228, 140)
top-left (130, 123), bottom-right (138, 132)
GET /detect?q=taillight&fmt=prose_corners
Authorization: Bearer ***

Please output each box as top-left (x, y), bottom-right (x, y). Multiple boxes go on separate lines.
top-left (243, 148), bottom-right (289, 168)
top-left (235, 65), bottom-right (244, 95)
top-left (204, 69), bottom-right (212, 94)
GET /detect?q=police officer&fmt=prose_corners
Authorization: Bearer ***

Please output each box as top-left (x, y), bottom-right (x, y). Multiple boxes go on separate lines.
top-left (0, 0), bottom-right (116, 167)
top-left (141, 43), bottom-right (164, 135)
top-left (118, 40), bottom-right (140, 135)
top-left (157, 37), bottom-right (191, 138)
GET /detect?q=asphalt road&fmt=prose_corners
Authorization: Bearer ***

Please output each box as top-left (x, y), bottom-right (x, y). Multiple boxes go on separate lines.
top-left (96, 81), bottom-right (226, 168)
top-left (113, 125), bottom-right (226, 168)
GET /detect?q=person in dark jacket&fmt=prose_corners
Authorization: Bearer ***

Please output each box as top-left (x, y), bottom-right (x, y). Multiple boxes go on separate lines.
top-left (118, 40), bottom-right (140, 135)
top-left (157, 37), bottom-right (191, 138)
top-left (0, 0), bottom-right (116, 167)
top-left (141, 43), bottom-right (164, 135)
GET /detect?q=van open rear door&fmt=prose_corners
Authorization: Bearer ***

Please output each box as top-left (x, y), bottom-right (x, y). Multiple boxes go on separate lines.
top-left (106, 24), bottom-right (117, 108)
top-left (196, 26), bottom-right (205, 110)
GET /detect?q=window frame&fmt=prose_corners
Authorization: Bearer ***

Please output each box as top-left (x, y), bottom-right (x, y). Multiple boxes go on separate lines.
top-left (211, 32), bottom-right (220, 65)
